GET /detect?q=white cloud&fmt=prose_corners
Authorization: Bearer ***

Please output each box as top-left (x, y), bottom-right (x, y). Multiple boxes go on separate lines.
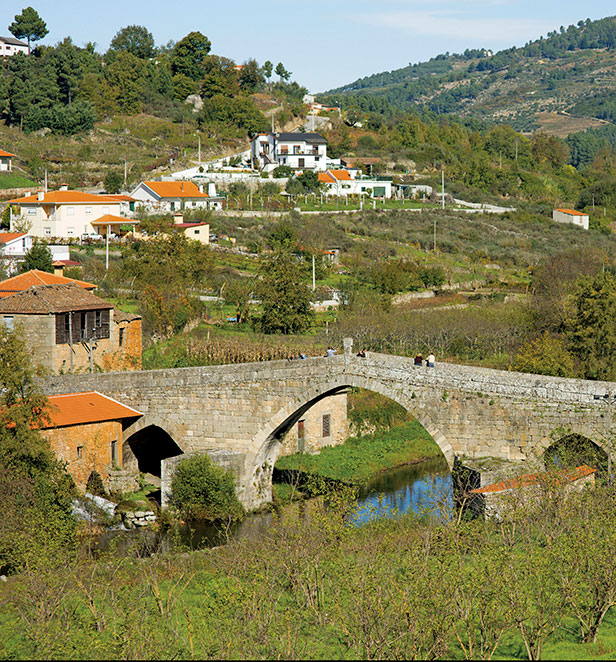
top-left (360, 10), bottom-right (556, 42)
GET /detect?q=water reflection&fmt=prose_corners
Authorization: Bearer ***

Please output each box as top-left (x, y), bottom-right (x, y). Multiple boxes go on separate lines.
top-left (351, 458), bottom-right (453, 525)
top-left (93, 458), bottom-right (453, 555)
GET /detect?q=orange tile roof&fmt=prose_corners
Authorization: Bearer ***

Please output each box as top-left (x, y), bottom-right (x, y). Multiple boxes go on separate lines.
top-left (470, 465), bottom-right (596, 495)
top-left (43, 391), bottom-right (142, 428)
top-left (0, 149), bottom-right (15, 158)
top-left (556, 208), bottom-right (587, 216)
top-left (91, 214), bottom-right (139, 226)
top-left (104, 194), bottom-right (136, 201)
top-left (318, 170), bottom-right (352, 183)
top-left (7, 191), bottom-right (120, 205)
top-left (0, 232), bottom-right (26, 244)
top-left (143, 181), bottom-right (209, 199)
top-left (328, 169), bottom-right (352, 180)
top-left (0, 269), bottom-right (96, 297)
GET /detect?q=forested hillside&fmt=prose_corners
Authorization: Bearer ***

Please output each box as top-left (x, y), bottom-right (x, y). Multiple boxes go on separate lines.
top-left (322, 16), bottom-right (616, 134)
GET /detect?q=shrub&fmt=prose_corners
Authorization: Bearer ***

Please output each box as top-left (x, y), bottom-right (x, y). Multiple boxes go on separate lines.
top-left (170, 454), bottom-right (244, 521)
top-left (86, 470), bottom-right (107, 498)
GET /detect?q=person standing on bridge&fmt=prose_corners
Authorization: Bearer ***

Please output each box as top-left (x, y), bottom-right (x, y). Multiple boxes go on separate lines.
top-left (427, 352), bottom-right (435, 368)
top-left (325, 346), bottom-right (336, 357)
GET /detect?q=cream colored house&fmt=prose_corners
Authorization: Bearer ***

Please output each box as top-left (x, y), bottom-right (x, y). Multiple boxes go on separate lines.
top-left (552, 208), bottom-right (589, 231)
top-left (173, 213), bottom-right (210, 244)
top-left (0, 37), bottom-right (28, 58)
top-left (8, 188), bottom-right (123, 238)
top-left (130, 180), bottom-right (222, 212)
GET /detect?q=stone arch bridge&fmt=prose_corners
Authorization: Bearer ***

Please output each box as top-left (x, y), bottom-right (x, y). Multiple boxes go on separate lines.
top-left (42, 344), bottom-right (616, 509)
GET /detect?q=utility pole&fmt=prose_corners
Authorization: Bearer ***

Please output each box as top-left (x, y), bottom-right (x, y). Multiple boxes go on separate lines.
top-left (44, 169), bottom-right (48, 192)
top-left (312, 254), bottom-right (316, 291)
top-left (198, 134), bottom-right (201, 163)
top-left (105, 224), bottom-right (110, 271)
top-left (124, 160), bottom-right (127, 187)
top-left (441, 168), bottom-right (445, 210)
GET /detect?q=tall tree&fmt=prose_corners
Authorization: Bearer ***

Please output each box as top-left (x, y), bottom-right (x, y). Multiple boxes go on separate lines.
top-left (20, 243), bottom-right (53, 273)
top-left (171, 31), bottom-right (212, 81)
top-left (109, 25), bottom-right (156, 59)
top-left (8, 6), bottom-right (48, 54)
top-left (263, 60), bottom-right (273, 85)
top-left (275, 62), bottom-right (291, 82)
top-left (255, 249), bottom-right (313, 334)
top-left (568, 269), bottom-right (616, 380)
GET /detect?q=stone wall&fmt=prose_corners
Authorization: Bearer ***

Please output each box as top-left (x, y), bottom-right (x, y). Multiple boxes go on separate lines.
top-left (42, 420), bottom-right (125, 491)
top-left (41, 347), bottom-right (616, 509)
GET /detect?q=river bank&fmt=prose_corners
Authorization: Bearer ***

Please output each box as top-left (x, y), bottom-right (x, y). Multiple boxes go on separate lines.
top-left (273, 420), bottom-right (443, 502)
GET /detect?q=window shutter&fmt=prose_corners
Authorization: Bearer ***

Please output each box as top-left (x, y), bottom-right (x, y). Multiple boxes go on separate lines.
top-left (55, 314), bottom-right (66, 344)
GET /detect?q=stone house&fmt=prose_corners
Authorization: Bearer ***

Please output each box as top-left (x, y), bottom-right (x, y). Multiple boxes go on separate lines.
top-left (0, 148), bottom-right (15, 171)
top-left (279, 392), bottom-right (348, 456)
top-left (41, 391), bottom-right (142, 492)
top-left (0, 283), bottom-right (142, 373)
top-left (470, 464), bottom-right (596, 519)
top-left (7, 187), bottom-right (124, 239)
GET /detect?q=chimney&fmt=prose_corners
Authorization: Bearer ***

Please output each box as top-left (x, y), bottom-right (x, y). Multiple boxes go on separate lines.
top-left (208, 183), bottom-right (217, 197)
top-left (199, 184), bottom-right (204, 194)
top-left (173, 213), bottom-right (184, 225)
top-left (59, 183), bottom-right (68, 191)
top-left (37, 190), bottom-right (44, 201)
top-left (24, 191), bottom-right (31, 197)
top-left (53, 261), bottom-right (64, 277)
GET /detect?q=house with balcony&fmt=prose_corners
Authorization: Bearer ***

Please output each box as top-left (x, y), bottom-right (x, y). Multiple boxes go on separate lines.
top-left (7, 187), bottom-right (124, 239)
top-left (0, 281), bottom-right (141, 373)
top-left (251, 132), bottom-right (327, 172)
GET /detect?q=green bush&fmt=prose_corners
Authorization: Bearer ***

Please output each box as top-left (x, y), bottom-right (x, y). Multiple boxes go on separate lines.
top-left (170, 454), bottom-right (244, 521)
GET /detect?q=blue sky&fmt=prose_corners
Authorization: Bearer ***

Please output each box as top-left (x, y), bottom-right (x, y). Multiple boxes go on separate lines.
top-left (1, 1), bottom-right (615, 92)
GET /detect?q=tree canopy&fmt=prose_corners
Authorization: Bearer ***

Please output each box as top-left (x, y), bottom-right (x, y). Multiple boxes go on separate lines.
top-left (8, 6), bottom-right (48, 53)
top-left (109, 25), bottom-right (156, 59)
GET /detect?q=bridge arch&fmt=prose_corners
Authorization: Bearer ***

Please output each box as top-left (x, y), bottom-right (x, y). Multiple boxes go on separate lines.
top-left (123, 417), bottom-right (185, 478)
top-left (542, 432), bottom-right (610, 481)
top-left (248, 373), bottom-right (455, 505)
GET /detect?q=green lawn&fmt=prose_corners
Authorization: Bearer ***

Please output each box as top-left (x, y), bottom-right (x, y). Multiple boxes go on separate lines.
top-left (0, 172), bottom-right (37, 189)
top-left (275, 420), bottom-right (442, 484)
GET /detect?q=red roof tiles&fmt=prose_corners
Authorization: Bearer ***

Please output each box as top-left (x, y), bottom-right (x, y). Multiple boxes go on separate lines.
top-left (43, 391), bottom-right (142, 428)
top-left (0, 269), bottom-right (96, 297)
top-left (143, 181), bottom-right (209, 199)
top-left (470, 465), bottom-right (596, 495)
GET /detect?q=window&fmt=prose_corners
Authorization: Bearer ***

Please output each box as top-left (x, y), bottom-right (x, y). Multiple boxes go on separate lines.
top-left (194, 229), bottom-right (200, 234)
top-left (95, 311), bottom-right (102, 328)
top-left (103, 207), bottom-right (109, 214)
top-left (64, 313), bottom-right (70, 336)
top-left (44, 227), bottom-right (51, 235)
top-left (111, 440), bottom-right (119, 466)
top-left (80, 312), bottom-right (87, 339)
top-left (67, 207), bottom-right (74, 216)
top-left (119, 327), bottom-right (125, 347)
top-left (27, 208), bottom-right (36, 215)
top-left (67, 227), bottom-right (74, 236)
top-left (77, 446), bottom-right (83, 459)
top-left (2, 316), bottom-right (14, 331)
top-left (85, 207), bottom-right (92, 215)
top-left (322, 414), bottom-right (331, 438)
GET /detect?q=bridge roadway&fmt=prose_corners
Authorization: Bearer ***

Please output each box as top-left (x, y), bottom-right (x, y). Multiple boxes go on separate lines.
top-left (42, 341), bottom-right (616, 509)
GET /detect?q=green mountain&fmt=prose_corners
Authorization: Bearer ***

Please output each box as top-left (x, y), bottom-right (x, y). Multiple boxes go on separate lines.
top-left (322, 16), bottom-right (616, 134)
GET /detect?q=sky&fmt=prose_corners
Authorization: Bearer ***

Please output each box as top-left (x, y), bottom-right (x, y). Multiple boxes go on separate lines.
top-left (1, 1), bottom-right (615, 93)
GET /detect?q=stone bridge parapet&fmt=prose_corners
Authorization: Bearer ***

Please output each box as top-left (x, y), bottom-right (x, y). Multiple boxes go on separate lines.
top-left (41, 351), bottom-right (616, 509)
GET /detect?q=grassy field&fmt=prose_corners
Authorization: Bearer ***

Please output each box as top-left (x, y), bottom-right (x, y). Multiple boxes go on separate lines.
top-left (0, 171), bottom-right (38, 190)
top-left (274, 420), bottom-right (442, 485)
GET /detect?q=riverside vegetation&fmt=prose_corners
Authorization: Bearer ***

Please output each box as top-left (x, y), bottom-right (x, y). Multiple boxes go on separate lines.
top-left (3, 469), bottom-right (616, 659)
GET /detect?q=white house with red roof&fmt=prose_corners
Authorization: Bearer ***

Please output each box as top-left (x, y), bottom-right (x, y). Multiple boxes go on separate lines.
top-left (552, 208), bottom-right (589, 231)
top-left (0, 232), bottom-right (32, 274)
top-left (130, 180), bottom-right (223, 212)
top-left (317, 169), bottom-right (392, 199)
top-left (0, 149), bottom-right (15, 171)
top-left (7, 186), bottom-right (124, 238)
